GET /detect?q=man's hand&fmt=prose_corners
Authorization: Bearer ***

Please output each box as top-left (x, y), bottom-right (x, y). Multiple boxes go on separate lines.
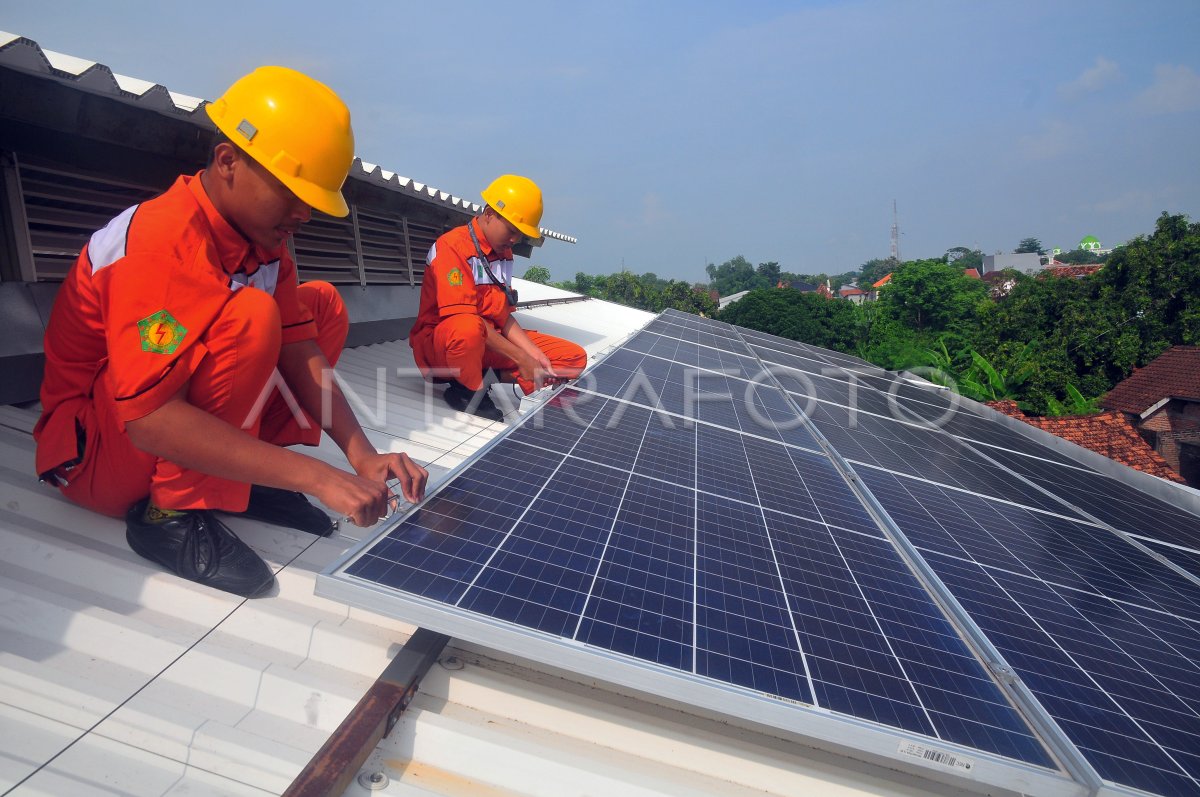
top-left (312, 451), bottom-right (427, 527)
top-left (352, 450), bottom-right (428, 504)
top-left (517, 350), bottom-right (563, 388)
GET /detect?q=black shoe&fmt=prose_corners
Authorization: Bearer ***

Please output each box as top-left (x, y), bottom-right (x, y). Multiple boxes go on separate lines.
top-left (126, 498), bottom-right (275, 598)
top-left (236, 485), bottom-right (335, 536)
top-left (444, 382), bottom-right (505, 422)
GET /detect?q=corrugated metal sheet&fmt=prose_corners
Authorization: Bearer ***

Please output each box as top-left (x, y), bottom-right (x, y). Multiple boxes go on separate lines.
top-left (0, 31), bottom-right (576, 245)
top-left (0, 293), bottom-right (984, 797)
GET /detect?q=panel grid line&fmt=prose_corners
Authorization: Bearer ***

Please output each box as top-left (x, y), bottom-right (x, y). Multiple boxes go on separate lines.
top-left (326, 310), bottom-right (1200, 795)
top-left (451, 398), bottom-right (614, 608)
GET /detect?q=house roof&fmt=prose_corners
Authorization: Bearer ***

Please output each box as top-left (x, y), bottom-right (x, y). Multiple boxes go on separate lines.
top-left (987, 401), bottom-right (1183, 482)
top-left (963, 268), bottom-right (981, 279)
top-left (1043, 265), bottom-right (1103, 279)
top-left (0, 30), bottom-right (579, 244)
top-left (839, 286), bottom-right (866, 296)
top-left (1101, 346), bottom-right (1200, 415)
top-left (872, 273), bottom-right (892, 288)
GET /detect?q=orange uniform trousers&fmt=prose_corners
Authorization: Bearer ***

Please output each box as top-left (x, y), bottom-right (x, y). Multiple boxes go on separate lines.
top-left (411, 314), bottom-right (587, 394)
top-left (55, 281), bottom-right (348, 517)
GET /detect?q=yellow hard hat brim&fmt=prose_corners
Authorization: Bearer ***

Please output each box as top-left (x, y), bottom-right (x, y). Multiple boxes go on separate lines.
top-left (514, 220), bottom-right (542, 240)
top-left (284, 175), bottom-right (350, 218)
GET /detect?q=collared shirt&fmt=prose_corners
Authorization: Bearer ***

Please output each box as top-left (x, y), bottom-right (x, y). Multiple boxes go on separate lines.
top-left (409, 217), bottom-right (514, 338)
top-left (35, 171), bottom-right (314, 460)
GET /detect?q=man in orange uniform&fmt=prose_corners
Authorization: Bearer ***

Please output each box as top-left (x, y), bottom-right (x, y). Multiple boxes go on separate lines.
top-left (410, 175), bottom-right (587, 421)
top-left (34, 66), bottom-right (427, 598)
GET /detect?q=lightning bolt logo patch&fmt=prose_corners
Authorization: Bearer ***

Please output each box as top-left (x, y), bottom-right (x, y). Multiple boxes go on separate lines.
top-left (137, 310), bottom-right (187, 355)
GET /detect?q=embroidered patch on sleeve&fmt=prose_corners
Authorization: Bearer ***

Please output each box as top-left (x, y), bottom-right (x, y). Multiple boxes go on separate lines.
top-left (447, 267), bottom-right (463, 286)
top-left (137, 310), bottom-right (188, 355)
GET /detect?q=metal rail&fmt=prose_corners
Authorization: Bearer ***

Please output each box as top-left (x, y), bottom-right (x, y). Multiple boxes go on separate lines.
top-left (283, 627), bottom-right (450, 797)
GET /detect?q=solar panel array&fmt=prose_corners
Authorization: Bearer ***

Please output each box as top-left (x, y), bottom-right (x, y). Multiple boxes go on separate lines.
top-left (325, 309), bottom-right (1200, 797)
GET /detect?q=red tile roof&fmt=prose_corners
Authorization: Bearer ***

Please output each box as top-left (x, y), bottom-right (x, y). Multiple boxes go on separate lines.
top-left (873, 273), bottom-right (893, 288)
top-left (963, 268), bottom-right (981, 279)
top-left (986, 401), bottom-right (1183, 482)
top-left (840, 286), bottom-right (866, 296)
top-left (1043, 264), bottom-right (1104, 279)
top-left (1101, 346), bottom-right (1200, 415)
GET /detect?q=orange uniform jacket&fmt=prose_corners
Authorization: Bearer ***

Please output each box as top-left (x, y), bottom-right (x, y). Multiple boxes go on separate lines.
top-left (35, 172), bottom-right (316, 479)
top-left (409, 217), bottom-right (513, 366)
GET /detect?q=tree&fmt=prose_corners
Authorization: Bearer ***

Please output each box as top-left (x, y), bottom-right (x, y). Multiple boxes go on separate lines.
top-left (1053, 249), bottom-right (1103, 265)
top-left (659, 280), bottom-right (718, 316)
top-left (945, 246), bottom-right (984, 272)
top-left (1015, 237), bottom-right (1046, 255)
top-left (858, 257), bottom-right (897, 288)
top-left (957, 344), bottom-right (1037, 403)
top-left (1044, 384), bottom-right (1102, 416)
top-left (573, 271), bottom-right (595, 295)
top-left (877, 259), bottom-right (988, 335)
top-left (756, 261), bottom-right (782, 288)
top-left (601, 271), bottom-right (646, 308)
top-left (705, 256), bottom-right (759, 296)
top-left (522, 265), bottom-right (551, 285)
top-left (717, 289), bottom-right (858, 352)
top-left (1096, 212), bottom-right (1200, 355)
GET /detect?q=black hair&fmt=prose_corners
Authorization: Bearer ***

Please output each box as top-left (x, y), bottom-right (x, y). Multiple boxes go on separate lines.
top-left (206, 130), bottom-right (234, 169)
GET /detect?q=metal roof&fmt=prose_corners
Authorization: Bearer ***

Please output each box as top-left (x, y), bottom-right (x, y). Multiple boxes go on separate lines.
top-left (0, 31), bottom-right (576, 245)
top-left (0, 287), bottom-right (997, 797)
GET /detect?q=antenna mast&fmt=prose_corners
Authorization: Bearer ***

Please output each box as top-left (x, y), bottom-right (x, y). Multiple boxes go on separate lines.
top-left (890, 199), bottom-right (901, 263)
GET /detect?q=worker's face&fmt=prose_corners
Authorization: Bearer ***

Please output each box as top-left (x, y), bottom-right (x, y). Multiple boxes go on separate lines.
top-left (220, 144), bottom-right (312, 249)
top-left (481, 208), bottom-right (524, 251)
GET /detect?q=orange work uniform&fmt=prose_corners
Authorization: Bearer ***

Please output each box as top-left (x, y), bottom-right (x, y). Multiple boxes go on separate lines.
top-left (409, 217), bottom-right (586, 394)
top-left (34, 172), bottom-right (348, 518)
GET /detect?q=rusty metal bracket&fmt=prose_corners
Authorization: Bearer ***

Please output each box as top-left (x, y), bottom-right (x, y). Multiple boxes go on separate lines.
top-left (283, 627), bottom-right (451, 797)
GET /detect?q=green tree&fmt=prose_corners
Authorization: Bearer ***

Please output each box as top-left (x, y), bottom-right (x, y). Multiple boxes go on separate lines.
top-left (1044, 385), bottom-right (1102, 416)
top-left (957, 344), bottom-right (1037, 403)
top-left (522, 265), bottom-right (551, 285)
top-left (756, 261), bottom-right (782, 288)
top-left (705, 256), bottom-right (760, 296)
top-left (1053, 249), bottom-right (1103, 265)
top-left (1015, 237), bottom-right (1046, 255)
top-left (877, 259), bottom-right (988, 335)
top-left (602, 271), bottom-right (647, 308)
top-left (659, 279), bottom-right (718, 316)
top-left (717, 289), bottom-right (858, 351)
top-left (858, 257), bottom-right (898, 288)
top-left (573, 271), bottom-right (595, 295)
top-left (1096, 212), bottom-right (1200, 355)
top-left (945, 246), bottom-right (984, 271)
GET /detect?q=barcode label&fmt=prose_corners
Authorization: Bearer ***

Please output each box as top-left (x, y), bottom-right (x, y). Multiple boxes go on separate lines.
top-left (897, 741), bottom-right (975, 772)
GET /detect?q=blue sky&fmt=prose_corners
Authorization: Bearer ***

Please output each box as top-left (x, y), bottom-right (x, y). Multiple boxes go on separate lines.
top-left (4, 1), bottom-right (1199, 283)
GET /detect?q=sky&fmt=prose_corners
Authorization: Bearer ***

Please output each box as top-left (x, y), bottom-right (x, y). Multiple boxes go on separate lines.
top-left (4, 1), bottom-right (1200, 283)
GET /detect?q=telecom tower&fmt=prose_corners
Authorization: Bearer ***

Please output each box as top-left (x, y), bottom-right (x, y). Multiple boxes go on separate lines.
top-left (890, 199), bottom-right (901, 263)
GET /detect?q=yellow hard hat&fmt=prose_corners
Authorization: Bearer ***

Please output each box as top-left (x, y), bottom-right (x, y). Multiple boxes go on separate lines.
top-left (205, 66), bottom-right (355, 217)
top-left (481, 175), bottom-right (543, 239)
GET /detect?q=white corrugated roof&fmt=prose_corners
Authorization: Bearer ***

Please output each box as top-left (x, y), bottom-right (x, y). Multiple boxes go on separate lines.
top-left (0, 289), bottom-right (987, 797)
top-left (0, 31), bottom-right (575, 244)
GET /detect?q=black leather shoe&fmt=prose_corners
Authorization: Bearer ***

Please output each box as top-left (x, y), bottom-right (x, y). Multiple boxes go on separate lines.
top-left (236, 485), bottom-right (335, 537)
top-left (126, 498), bottom-right (275, 598)
top-left (444, 382), bottom-right (505, 422)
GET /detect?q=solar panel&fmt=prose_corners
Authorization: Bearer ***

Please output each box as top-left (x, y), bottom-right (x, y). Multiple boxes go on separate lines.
top-left (322, 310), bottom-right (1200, 797)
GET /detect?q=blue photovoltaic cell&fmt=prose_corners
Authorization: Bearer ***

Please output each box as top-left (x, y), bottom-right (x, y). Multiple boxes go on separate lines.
top-left (340, 350), bottom-right (1055, 768)
top-left (928, 551), bottom-right (1200, 796)
top-left (694, 493), bottom-right (813, 702)
top-left (978, 447), bottom-right (1200, 549)
top-left (855, 462), bottom-right (1200, 795)
top-left (1141, 541), bottom-right (1200, 581)
top-left (575, 476), bottom-right (695, 669)
top-left (335, 310), bottom-right (1200, 793)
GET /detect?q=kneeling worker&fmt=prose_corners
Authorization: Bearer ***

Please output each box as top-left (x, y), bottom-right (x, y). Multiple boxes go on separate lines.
top-left (34, 66), bottom-right (427, 598)
top-left (410, 175), bottom-right (587, 421)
